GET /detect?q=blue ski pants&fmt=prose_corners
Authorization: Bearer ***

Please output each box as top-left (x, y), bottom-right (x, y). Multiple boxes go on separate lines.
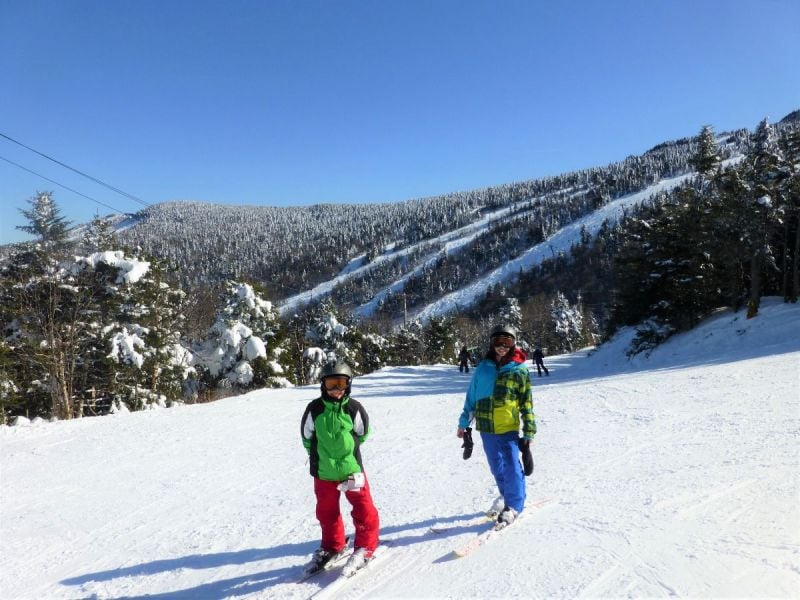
top-left (480, 431), bottom-right (526, 512)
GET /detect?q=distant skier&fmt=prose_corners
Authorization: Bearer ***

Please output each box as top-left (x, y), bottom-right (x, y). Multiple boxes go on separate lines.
top-left (457, 325), bottom-right (536, 526)
top-left (458, 345), bottom-right (471, 373)
top-left (300, 361), bottom-right (380, 577)
top-left (532, 347), bottom-right (549, 377)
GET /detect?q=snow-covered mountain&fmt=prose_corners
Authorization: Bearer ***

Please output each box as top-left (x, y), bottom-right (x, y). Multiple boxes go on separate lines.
top-left (106, 125), bottom-right (759, 324)
top-left (2, 297), bottom-right (797, 599)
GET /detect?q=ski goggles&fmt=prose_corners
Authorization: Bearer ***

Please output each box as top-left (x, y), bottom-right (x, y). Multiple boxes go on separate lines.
top-left (323, 376), bottom-right (350, 391)
top-left (491, 334), bottom-right (515, 349)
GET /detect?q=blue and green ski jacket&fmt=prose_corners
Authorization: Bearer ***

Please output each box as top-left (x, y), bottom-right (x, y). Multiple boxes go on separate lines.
top-left (458, 352), bottom-right (536, 439)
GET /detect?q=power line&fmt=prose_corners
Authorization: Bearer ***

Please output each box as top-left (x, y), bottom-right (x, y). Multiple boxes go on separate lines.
top-left (0, 132), bottom-right (151, 208)
top-left (0, 154), bottom-right (124, 215)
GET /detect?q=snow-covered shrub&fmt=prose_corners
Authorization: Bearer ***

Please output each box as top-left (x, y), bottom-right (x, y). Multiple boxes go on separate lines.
top-left (628, 318), bottom-right (675, 357)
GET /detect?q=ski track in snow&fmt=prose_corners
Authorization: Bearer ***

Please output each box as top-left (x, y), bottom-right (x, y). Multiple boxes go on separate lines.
top-left (277, 200), bottom-right (530, 316)
top-left (1, 299), bottom-right (798, 599)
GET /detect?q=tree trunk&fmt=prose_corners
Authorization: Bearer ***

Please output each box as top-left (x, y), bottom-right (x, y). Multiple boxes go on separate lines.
top-left (49, 366), bottom-right (71, 420)
top-left (782, 219), bottom-right (790, 300)
top-left (793, 213), bottom-right (800, 303)
top-left (747, 247), bottom-right (763, 318)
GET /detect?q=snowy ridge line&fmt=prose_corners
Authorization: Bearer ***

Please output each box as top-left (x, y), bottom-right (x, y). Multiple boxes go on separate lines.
top-left (277, 191), bottom-right (566, 315)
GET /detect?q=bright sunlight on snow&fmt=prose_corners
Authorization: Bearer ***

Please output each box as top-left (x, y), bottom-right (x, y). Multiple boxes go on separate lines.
top-left (1, 299), bottom-right (798, 599)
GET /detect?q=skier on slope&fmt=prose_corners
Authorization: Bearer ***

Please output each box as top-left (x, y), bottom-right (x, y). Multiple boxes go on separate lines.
top-left (300, 361), bottom-right (380, 577)
top-left (457, 324), bottom-right (536, 526)
top-left (458, 345), bottom-right (471, 373)
top-left (532, 347), bottom-right (549, 377)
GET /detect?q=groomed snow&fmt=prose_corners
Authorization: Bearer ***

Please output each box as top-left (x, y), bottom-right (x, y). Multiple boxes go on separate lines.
top-left (1, 299), bottom-right (798, 599)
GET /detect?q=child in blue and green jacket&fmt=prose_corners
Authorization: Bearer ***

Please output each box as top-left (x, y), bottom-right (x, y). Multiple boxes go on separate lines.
top-left (457, 324), bottom-right (536, 525)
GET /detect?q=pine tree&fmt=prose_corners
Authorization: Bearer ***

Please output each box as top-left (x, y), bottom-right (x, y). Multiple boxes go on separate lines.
top-left (81, 214), bottom-right (118, 253)
top-left (689, 125), bottom-right (721, 179)
top-left (550, 291), bottom-right (583, 353)
top-left (612, 208), bottom-right (665, 329)
top-left (422, 316), bottom-right (457, 364)
top-left (744, 119), bottom-right (787, 317)
top-left (495, 297), bottom-right (523, 343)
top-left (714, 166), bottom-right (752, 310)
top-left (16, 191), bottom-right (72, 258)
top-left (2, 193), bottom-right (85, 419)
top-left (778, 126), bottom-right (800, 302)
top-left (304, 299), bottom-right (357, 370)
top-left (349, 327), bottom-right (389, 375)
top-left (578, 296), bottom-right (600, 348)
top-left (390, 321), bottom-right (425, 366)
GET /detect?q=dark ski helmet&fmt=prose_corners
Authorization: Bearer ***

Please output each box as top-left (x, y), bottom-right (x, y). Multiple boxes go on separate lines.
top-left (319, 360), bottom-right (354, 381)
top-left (490, 324), bottom-right (518, 341)
top-left (319, 360), bottom-right (354, 397)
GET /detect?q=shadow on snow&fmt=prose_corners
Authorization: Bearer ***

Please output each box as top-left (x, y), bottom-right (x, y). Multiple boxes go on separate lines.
top-left (60, 511), bottom-right (484, 599)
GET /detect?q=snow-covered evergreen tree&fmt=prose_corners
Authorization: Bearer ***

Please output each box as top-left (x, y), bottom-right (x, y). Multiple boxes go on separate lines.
top-left (1, 192), bottom-right (80, 419)
top-left (744, 118), bottom-right (787, 317)
top-left (389, 320), bottom-right (425, 366)
top-left (348, 328), bottom-right (390, 376)
top-left (195, 281), bottom-right (289, 389)
top-left (550, 291), bottom-right (583, 353)
top-left (422, 316), bottom-right (457, 364)
top-left (82, 250), bottom-right (194, 411)
top-left (779, 126), bottom-right (800, 302)
top-left (81, 214), bottom-right (118, 253)
top-left (16, 191), bottom-right (72, 258)
top-left (689, 125), bottom-right (721, 178)
top-left (299, 301), bottom-right (358, 379)
top-left (579, 296), bottom-right (601, 348)
top-left (494, 296), bottom-right (524, 347)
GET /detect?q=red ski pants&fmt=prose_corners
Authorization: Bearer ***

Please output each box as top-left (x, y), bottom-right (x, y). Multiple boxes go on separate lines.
top-left (314, 474), bottom-right (380, 553)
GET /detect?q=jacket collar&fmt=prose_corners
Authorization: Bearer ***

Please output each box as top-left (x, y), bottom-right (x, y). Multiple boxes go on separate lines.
top-left (497, 346), bottom-right (527, 367)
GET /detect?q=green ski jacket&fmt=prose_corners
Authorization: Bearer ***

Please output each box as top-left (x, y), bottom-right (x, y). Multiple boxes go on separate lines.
top-left (301, 395), bottom-right (370, 481)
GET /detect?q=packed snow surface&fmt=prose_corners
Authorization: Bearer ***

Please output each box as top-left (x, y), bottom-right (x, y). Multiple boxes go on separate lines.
top-left (2, 299), bottom-right (798, 599)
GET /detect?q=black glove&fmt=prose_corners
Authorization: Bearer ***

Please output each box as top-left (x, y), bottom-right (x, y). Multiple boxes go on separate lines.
top-left (462, 427), bottom-right (474, 460)
top-left (518, 438), bottom-right (534, 476)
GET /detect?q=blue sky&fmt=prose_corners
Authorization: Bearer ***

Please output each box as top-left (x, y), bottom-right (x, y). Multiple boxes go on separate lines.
top-left (1, 0), bottom-right (798, 245)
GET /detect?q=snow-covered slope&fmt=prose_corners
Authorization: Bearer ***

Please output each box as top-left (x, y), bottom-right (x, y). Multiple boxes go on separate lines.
top-left (280, 161), bottom-right (742, 323)
top-left (278, 201), bottom-right (529, 316)
top-left (2, 299), bottom-right (798, 599)
top-left (411, 172), bottom-right (695, 321)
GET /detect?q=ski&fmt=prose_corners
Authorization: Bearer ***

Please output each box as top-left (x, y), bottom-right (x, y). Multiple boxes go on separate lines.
top-left (296, 540), bottom-right (352, 583)
top-left (308, 543), bottom-right (390, 600)
top-left (452, 497), bottom-right (557, 558)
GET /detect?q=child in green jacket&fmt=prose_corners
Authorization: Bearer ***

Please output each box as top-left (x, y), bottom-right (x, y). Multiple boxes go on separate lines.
top-left (300, 361), bottom-right (380, 577)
